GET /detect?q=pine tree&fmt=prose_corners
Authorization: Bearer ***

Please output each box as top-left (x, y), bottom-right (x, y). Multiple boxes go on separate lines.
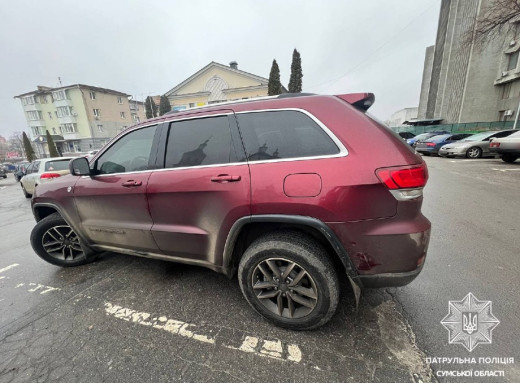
top-left (22, 132), bottom-right (36, 162)
top-left (159, 95), bottom-right (171, 116)
top-left (145, 96), bottom-right (158, 119)
top-left (268, 59), bottom-right (282, 96)
top-left (46, 130), bottom-right (59, 157)
top-left (288, 49), bottom-right (303, 93)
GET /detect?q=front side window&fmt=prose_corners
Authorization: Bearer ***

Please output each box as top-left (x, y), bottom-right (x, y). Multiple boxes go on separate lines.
top-left (236, 110), bottom-right (339, 161)
top-left (165, 116), bottom-right (236, 168)
top-left (93, 109), bottom-right (100, 117)
top-left (96, 125), bottom-right (157, 174)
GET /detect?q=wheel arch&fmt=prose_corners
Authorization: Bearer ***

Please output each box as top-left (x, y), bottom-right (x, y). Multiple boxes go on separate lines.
top-left (223, 215), bottom-right (361, 286)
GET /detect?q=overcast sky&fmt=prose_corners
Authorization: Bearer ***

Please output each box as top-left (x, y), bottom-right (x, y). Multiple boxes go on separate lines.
top-left (0, 0), bottom-right (440, 139)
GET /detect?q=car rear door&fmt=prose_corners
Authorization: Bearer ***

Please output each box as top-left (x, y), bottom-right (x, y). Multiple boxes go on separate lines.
top-left (146, 111), bottom-right (250, 266)
top-left (72, 124), bottom-right (162, 253)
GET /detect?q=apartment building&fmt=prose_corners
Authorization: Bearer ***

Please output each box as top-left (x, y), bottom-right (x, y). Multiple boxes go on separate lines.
top-left (15, 84), bottom-right (146, 157)
top-left (418, 0), bottom-right (520, 124)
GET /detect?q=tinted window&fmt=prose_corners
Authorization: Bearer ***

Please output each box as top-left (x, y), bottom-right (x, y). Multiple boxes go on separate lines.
top-left (493, 130), bottom-right (516, 138)
top-left (237, 111), bottom-right (339, 161)
top-left (45, 159), bottom-right (70, 171)
top-left (96, 125), bottom-right (157, 174)
top-left (429, 134), bottom-right (451, 142)
top-left (165, 116), bottom-right (236, 168)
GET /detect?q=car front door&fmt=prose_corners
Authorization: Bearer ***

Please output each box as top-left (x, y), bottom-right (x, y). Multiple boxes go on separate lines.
top-left (146, 112), bottom-right (250, 266)
top-left (23, 161), bottom-right (41, 194)
top-left (72, 124), bottom-right (161, 253)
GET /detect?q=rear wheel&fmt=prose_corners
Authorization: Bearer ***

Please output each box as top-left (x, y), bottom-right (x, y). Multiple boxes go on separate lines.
top-left (30, 213), bottom-right (96, 267)
top-left (238, 231), bottom-right (340, 330)
top-left (466, 146), bottom-right (482, 158)
top-left (501, 154), bottom-right (518, 163)
top-left (21, 184), bottom-right (31, 198)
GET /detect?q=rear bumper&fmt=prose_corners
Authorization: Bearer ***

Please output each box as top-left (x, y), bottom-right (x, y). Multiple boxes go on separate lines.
top-left (359, 264), bottom-right (424, 288)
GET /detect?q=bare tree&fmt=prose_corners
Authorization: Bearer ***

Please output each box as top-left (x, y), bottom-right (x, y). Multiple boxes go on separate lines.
top-left (474, 0), bottom-right (520, 46)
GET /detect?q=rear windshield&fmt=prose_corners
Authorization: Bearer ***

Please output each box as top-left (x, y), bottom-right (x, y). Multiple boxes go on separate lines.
top-left (44, 159), bottom-right (70, 171)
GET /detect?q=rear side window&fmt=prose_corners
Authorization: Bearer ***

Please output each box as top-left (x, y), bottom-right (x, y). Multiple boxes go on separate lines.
top-left (236, 111), bottom-right (339, 161)
top-left (45, 159), bottom-right (70, 171)
top-left (165, 116), bottom-right (237, 168)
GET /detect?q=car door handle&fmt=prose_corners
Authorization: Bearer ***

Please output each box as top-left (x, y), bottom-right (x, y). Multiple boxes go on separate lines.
top-left (122, 180), bottom-right (142, 187)
top-left (210, 174), bottom-right (241, 183)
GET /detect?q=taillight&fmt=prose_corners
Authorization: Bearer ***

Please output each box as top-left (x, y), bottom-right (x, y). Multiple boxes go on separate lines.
top-left (426, 142), bottom-right (435, 147)
top-left (490, 142), bottom-right (500, 148)
top-left (40, 173), bottom-right (62, 179)
top-left (376, 163), bottom-right (428, 190)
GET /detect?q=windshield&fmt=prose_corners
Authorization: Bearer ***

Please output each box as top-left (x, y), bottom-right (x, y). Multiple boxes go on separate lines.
top-left (460, 131), bottom-right (497, 142)
top-left (44, 159), bottom-right (71, 171)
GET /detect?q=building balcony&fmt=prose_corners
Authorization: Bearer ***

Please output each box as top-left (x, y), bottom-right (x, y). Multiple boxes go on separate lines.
top-left (57, 115), bottom-right (77, 124)
top-left (28, 120), bottom-right (45, 127)
top-left (53, 99), bottom-right (74, 108)
top-left (63, 132), bottom-right (81, 140)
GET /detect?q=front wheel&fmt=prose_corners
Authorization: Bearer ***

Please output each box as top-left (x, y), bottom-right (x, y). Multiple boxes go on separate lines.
top-left (501, 154), bottom-right (518, 163)
top-left (30, 213), bottom-right (95, 267)
top-left (466, 146), bottom-right (482, 158)
top-left (21, 184), bottom-right (31, 198)
top-left (238, 231), bottom-right (340, 330)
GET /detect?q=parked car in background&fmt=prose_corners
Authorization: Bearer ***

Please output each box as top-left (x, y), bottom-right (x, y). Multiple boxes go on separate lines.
top-left (0, 167), bottom-right (6, 179)
top-left (489, 130), bottom-right (520, 163)
top-left (29, 93), bottom-right (431, 330)
top-left (438, 130), bottom-right (517, 158)
top-left (406, 131), bottom-right (450, 146)
top-left (14, 162), bottom-right (30, 182)
top-left (20, 157), bottom-right (73, 198)
top-left (415, 133), bottom-right (472, 156)
top-left (398, 131), bottom-right (415, 140)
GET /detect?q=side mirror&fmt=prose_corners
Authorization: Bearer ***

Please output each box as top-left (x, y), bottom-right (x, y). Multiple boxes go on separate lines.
top-left (69, 157), bottom-right (91, 176)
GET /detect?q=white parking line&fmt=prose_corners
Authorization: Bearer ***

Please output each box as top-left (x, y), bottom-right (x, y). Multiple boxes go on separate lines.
top-left (0, 264), bottom-right (19, 274)
top-left (14, 282), bottom-right (61, 295)
top-left (105, 302), bottom-right (304, 364)
top-left (492, 168), bottom-right (520, 172)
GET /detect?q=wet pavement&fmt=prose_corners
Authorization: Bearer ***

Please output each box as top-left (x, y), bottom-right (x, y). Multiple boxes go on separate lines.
top-left (0, 156), bottom-right (519, 382)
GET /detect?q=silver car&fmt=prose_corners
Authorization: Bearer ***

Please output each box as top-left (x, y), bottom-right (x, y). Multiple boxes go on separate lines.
top-left (438, 130), bottom-right (517, 158)
top-left (489, 130), bottom-right (520, 163)
top-left (20, 157), bottom-right (74, 198)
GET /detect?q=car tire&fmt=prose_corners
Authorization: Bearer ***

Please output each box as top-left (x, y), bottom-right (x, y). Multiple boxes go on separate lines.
top-left (465, 146), bottom-right (482, 158)
top-left (501, 154), bottom-right (518, 163)
top-left (21, 184), bottom-right (32, 198)
top-left (30, 213), bottom-right (96, 267)
top-left (238, 231), bottom-right (340, 330)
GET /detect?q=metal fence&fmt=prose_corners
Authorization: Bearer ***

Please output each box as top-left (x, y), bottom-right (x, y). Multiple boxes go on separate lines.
top-left (391, 121), bottom-right (516, 135)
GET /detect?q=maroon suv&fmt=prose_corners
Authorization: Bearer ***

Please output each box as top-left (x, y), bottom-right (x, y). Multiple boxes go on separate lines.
top-left (30, 93), bottom-right (431, 330)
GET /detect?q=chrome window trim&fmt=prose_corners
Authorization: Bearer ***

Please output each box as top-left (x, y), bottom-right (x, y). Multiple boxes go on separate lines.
top-left (90, 108), bottom-right (347, 177)
top-left (234, 108), bottom-right (348, 164)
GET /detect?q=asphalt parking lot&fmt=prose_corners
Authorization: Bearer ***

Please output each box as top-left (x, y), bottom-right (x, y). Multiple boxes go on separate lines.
top-left (0, 156), bottom-right (519, 383)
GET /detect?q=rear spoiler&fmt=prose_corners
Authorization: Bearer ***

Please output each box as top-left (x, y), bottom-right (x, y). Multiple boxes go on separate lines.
top-left (335, 93), bottom-right (375, 112)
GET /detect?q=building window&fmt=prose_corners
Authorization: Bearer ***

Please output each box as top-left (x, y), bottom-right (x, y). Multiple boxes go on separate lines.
top-left (52, 90), bottom-right (66, 101)
top-left (24, 96), bottom-right (35, 105)
top-left (93, 109), bottom-right (100, 117)
top-left (501, 82), bottom-right (512, 99)
top-left (507, 51), bottom-right (519, 71)
top-left (56, 106), bottom-right (72, 117)
top-left (97, 124), bottom-right (104, 133)
top-left (117, 97), bottom-right (123, 104)
top-left (73, 141), bottom-right (81, 152)
top-left (189, 103), bottom-right (195, 108)
top-left (62, 123), bottom-right (76, 133)
top-left (120, 112), bottom-right (125, 118)
top-left (132, 113), bottom-right (140, 123)
top-left (52, 128), bottom-right (57, 134)
top-left (48, 112), bottom-right (53, 119)
top-left (498, 110), bottom-right (506, 121)
top-left (27, 111), bottom-right (42, 120)
top-left (31, 127), bottom-right (40, 136)
top-left (40, 95), bottom-right (47, 104)
top-left (90, 91), bottom-right (96, 100)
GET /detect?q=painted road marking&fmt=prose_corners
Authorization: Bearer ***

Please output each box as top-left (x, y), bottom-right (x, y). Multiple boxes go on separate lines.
top-left (14, 282), bottom-right (61, 294)
top-left (105, 302), bottom-right (304, 364)
top-left (0, 264), bottom-right (19, 274)
top-left (492, 168), bottom-right (520, 172)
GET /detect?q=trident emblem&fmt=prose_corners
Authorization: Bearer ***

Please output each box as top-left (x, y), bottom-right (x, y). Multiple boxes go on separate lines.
top-left (462, 312), bottom-right (478, 334)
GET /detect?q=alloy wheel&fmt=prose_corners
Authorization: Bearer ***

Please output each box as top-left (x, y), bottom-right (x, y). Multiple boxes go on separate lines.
top-left (41, 225), bottom-right (84, 261)
top-left (251, 258), bottom-right (318, 319)
top-left (467, 147), bottom-right (481, 158)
